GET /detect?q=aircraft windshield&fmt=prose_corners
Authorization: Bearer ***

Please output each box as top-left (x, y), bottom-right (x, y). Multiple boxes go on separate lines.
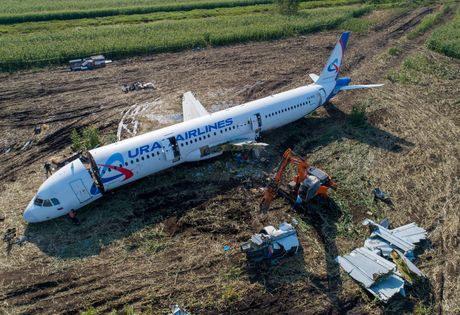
top-left (33, 197), bottom-right (44, 206)
top-left (33, 197), bottom-right (59, 207)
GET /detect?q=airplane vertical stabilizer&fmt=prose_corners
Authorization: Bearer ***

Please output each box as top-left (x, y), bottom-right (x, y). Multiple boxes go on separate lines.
top-left (316, 32), bottom-right (349, 84)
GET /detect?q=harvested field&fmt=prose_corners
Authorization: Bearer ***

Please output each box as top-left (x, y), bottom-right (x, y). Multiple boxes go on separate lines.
top-left (0, 3), bottom-right (459, 315)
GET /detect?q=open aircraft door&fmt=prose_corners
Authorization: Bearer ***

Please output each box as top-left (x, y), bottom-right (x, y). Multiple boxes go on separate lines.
top-left (250, 113), bottom-right (262, 138)
top-left (161, 137), bottom-right (181, 162)
top-left (70, 179), bottom-right (92, 203)
top-left (318, 88), bottom-right (327, 106)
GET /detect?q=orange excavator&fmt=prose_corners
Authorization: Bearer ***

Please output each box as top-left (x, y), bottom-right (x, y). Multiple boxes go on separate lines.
top-left (260, 148), bottom-right (337, 212)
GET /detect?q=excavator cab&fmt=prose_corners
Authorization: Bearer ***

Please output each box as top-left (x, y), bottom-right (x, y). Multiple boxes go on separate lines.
top-left (260, 149), bottom-right (336, 212)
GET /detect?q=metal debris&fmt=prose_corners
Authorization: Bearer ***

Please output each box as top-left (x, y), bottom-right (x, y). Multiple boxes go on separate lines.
top-left (363, 218), bottom-right (427, 259)
top-left (171, 304), bottom-right (189, 315)
top-left (337, 218), bottom-right (428, 302)
top-left (240, 222), bottom-right (300, 264)
top-left (69, 55), bottom-right (112, 71)
top-left (121, 81), bottom-right (155, 93)
top-left (21, 140), bottom-right (32, 150)
top-left (336, 247), bottom-right (405, 302)
top-left (372, 187), bottom-right (394, 207)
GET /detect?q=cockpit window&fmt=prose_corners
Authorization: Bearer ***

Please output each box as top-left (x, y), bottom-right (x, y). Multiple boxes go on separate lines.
top-left (43, 199), bottom-right (52, 207)
top-left (34, 198), bottom-right (44, 206)
top-left (51, 198), bottom-right (60, 206)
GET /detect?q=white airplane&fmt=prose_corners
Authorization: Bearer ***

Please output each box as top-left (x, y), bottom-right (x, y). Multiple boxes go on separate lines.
top-left (23, 32), bottom-right (382, 223)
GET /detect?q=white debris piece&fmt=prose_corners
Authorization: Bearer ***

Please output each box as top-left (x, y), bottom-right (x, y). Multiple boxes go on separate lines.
top-left (336, 247), bottom-right (405, 302)
top-left (363, 218), bottom-right (427, 259)
top-left (241, 222), bottom-right (300, 263)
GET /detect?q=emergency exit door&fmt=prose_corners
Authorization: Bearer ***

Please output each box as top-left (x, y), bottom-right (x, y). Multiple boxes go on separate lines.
top-left (70, 179), bottom-right (92, 203)
top-left (250, 113), bottom-right (262, 137)
top-left (161, 137), bottom-right (181, 162)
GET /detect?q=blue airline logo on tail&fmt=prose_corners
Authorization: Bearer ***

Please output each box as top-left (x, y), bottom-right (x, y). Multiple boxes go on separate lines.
top-left (327, 58), bottom-right (339, 73)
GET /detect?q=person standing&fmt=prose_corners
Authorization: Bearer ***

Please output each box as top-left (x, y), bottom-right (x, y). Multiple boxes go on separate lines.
top-left (44, 161), bottom-right (52, 178)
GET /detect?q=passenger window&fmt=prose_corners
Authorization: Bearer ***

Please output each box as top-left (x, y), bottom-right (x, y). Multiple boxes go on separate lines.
top-left (108, 168), bottom-right (111, 172)
top-left (214, 132), bottom-right (217, 136)
top-left (141, 156), bottom-right (144, 160)
top-left (125, 162), bottom-right (128, 166)
top-left (51, 198), bottom-right (60, 205)
top-left (43, 199), bottom-right (52, 207)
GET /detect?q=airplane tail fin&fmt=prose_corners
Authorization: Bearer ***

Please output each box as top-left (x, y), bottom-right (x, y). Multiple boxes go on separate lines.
top-left (316, 32), bottom-right (350, 84)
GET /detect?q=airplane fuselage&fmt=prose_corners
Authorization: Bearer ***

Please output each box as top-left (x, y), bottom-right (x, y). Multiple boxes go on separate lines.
top-left (23, 32), bottom-right (380, 223)
top-left (23, 84), bottom-right (326, 223)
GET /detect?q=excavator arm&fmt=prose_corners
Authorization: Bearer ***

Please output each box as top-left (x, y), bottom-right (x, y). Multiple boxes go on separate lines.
top-left (260, 148), bottom-right (336, 212)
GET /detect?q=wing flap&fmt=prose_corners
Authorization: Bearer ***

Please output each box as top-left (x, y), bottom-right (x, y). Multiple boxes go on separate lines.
top-left (182, 91), bottom-right (209, 121)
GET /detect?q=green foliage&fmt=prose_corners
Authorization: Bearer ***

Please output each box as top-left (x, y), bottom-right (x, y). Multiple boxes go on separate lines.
top-left (414, 302), bottom-right (434, 315)
top-left (104, 133), bottom-right (118, 145)
top-left (427, 5), bottom-right (460, 59)
top-left (339, 17), bottom-right (374, 32)
top-left (222, 285), bottom-right (240, 303)
top-left (0, 0), bottom-right (272, 24)
top-left (388, 46), bottom-right (402, 56)
top-left (80, 307), bottom-right (98, 315)
top-left (386, 53), bottom-right (456, 83)
top-left (0, 5), bottom-right (368, 71)
top-left (275, 0), bottom-right (300, 15)
top-left (348, 105), bottom-right (367, 127)
top-left (223, 266), bottom-right (243, 280)
top-left (70, 129), bottom-right (82, 151)
top-left (70, 127), bottom-right (101, 152)
top-left (407, 5), bottom-right (446, 40)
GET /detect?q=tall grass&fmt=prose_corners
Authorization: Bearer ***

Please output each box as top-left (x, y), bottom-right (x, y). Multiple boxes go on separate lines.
top-left (406, 5), bottom-right (447, 40)
top-left (427, 6), bottom-right (460, 59)
top-left (0, 0), bottom-right (273, 24)
top-left (0, 5), bottom-right (370, 72)
top-left (0, 0), bottom-right (362, 35)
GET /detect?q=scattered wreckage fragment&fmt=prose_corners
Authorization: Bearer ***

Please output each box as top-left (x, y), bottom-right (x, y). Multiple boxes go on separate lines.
top-left (69, 55), bottom-right (112, 71)
top-left (121, 81), bottom-right (155, 93)
top-left (363, 218), bottom-right (427, 259)
top-left (336, 247), bottom-right (406, 302)
top-left (337, 218), bottom-right (427, 302)
top-left (240, 222), bottom-right (301, 265)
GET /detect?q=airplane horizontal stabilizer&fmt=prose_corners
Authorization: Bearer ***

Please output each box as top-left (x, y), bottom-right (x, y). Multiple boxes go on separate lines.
top-left (339, 84), bottom-right (384, 91)
top-left (309, 73), bottom-right (319, 83)
top-left (182, 91), bottom-right (210, 121)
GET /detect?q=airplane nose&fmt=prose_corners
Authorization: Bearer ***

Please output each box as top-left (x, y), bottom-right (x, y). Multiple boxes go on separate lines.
top-left (23, 207), bottom-right (39, 223)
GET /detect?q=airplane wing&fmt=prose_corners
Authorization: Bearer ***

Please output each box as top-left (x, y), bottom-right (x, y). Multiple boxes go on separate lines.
top-left (182, 91), bottom-right (210, 121)
top-left (220, 139), bottom-right (269, 151)
top-left (339, 84), bottom-right (384, 91)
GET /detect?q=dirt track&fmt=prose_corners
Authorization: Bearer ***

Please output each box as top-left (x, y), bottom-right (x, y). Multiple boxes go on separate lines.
top-left (1, 5), bottom-right (459, 314)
